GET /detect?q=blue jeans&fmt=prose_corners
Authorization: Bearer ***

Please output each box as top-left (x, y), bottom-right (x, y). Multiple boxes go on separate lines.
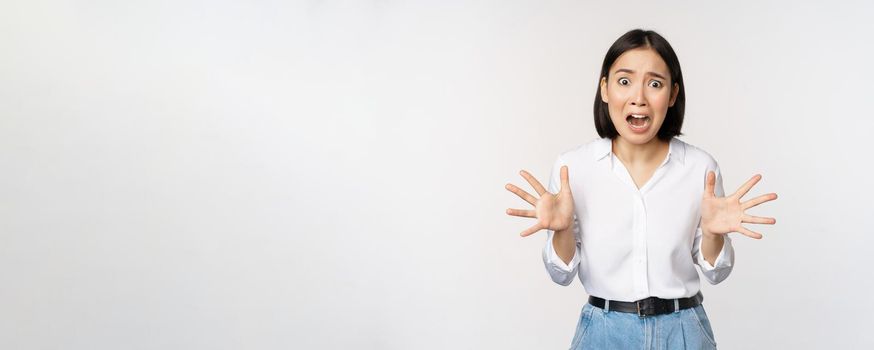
top-left (569, 302), bottom-right (718, 349)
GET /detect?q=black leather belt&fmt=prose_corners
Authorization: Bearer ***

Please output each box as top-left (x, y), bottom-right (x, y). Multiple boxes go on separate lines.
top-left (588, 291), bottom-right (703, 317)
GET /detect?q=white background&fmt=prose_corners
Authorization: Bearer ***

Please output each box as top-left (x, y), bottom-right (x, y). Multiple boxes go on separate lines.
top-left (2, 0), bottom-right (873, 349)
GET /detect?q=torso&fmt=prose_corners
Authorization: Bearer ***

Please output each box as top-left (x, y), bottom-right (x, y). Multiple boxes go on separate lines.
top-left (549, 136), bottom-right (723, 301)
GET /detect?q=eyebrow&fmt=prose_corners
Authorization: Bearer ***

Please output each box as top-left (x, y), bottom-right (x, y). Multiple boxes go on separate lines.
top-left (614, 68), bottom-right (668, 81)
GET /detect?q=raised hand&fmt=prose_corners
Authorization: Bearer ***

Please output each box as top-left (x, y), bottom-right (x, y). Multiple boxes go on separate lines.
top-left (701, 171), bottom-right (778, 239)
top-left (505, 166), bottom-right (575, 237)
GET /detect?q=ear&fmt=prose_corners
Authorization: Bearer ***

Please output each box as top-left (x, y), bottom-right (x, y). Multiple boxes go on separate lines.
top-left (600, 77), bottom-right (608, 103)
top-left (669, 82), bottom-right (679, 107)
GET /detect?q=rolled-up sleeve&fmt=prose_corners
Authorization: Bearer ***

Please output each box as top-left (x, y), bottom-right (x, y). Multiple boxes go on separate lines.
top-left (692, 227), bottom-right (735, 284)
top-left (692, 164), bottom-right (735, 285)
top-left (541, 155), bottom-right (581, 286)
top-left (542, 218), bottom-right (581, 286)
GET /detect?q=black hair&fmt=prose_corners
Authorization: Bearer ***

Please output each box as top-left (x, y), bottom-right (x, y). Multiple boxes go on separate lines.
top-left (593, 29), bottom-right (685, 141)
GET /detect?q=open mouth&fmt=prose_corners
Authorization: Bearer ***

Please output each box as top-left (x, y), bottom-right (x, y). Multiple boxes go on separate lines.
top-left (626, 114), bottom-right (650, 129)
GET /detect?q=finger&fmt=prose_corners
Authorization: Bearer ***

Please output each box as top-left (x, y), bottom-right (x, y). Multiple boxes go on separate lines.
top-left (505, 208), bottom-right (535, 218)
top-left (560, 166), bottom-right (571, 193)
top-left (742, 214), bottom-right (777, 225)
top-left (737, 226), bottom-right (764, 239)
top-left (520, 223), bottom-right (543, 237)
top-left (742, 193), bottom-right (778, 210)
top-left (733, 174), bottom-right (762, 199)
top-left (505, 183), bottom-right (537, 205)
top-left (704, 171), bottom-right (716, 198)
top-left (520, 170), bottom-right (548, 196)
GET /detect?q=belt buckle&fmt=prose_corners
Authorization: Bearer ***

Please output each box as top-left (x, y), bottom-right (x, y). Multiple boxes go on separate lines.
top-left (637, 300), bottom-right (645, 318)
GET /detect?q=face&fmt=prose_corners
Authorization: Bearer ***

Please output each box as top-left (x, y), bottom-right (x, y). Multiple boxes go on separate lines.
top-left (600, 47), bottom-right (680, 145)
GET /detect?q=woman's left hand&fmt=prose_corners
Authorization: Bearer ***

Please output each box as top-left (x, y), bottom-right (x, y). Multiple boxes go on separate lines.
top-left (701, 172), bottom-right (778, 239)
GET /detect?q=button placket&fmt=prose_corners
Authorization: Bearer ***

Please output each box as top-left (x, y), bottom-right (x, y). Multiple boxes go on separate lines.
top-left (632, 192), bottom-right (650, 298)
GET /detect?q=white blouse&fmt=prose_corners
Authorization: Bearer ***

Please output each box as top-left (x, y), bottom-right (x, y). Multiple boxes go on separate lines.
top-left (542, 137), bottom-right (734, 302)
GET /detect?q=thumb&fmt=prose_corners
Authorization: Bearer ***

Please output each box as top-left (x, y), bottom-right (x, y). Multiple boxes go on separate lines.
top-left (704, 171), bottom-right (716, 198)
top-left (560, 165), bottom-right (571, 193)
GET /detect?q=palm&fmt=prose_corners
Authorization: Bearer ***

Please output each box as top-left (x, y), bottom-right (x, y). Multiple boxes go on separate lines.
top-left (701, 196), bottom-right (743, 235)
top-left (535, 188), bottom-right (574, 232)
top-left (505, 166), bottom-right (575, 237)
top-left (701, 172), bottom-right (778, 239)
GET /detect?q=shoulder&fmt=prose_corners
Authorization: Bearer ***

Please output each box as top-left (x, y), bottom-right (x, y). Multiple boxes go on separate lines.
top-left (555, 137), bottom-right (610, 164)
top-left (674, 138), bottom-right (720, 172)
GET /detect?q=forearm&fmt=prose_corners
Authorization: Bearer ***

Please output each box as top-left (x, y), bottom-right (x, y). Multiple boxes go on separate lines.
top-left (552, 226), bottom-right (576, 265)
top-left (700, 230), bottom-right (725, 266)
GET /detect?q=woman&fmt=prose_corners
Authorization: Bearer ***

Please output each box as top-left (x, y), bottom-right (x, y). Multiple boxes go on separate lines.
top-left (504, 29), bottom-right (778, 349)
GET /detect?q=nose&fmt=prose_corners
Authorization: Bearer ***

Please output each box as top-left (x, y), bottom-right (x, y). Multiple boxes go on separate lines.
top-left (631, 84), bottom-right (647, 107)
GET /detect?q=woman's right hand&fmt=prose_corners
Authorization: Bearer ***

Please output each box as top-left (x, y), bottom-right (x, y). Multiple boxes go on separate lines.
top-left (505, 165), bottom-right (575, 237)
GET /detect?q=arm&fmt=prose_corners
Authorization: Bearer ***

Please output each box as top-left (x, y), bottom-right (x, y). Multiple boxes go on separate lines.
top-left (541, 157), bottom-right (580, 286)
top-left (543, 217), bottom-right (581, 286)
top-left (694, 166), bottom-right (735, 284)
top-left (700, 232), bottom-right (725, 268)
top-left (697, 165), bottom-right (778, 284)
top-left (692, 226), bottom-right (735, 285)
top-left (505, 156), bottom-right (578, 286)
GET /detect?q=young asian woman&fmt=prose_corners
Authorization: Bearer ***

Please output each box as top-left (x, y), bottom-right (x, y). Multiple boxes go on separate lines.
top-left (504, 29), bottom-right (778, 349)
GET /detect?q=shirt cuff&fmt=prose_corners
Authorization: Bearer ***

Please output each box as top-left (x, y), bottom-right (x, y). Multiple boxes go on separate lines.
top-left (545, 231), bottom-right (580, 272)
top-left (697, 234), bottom-right (733, 271)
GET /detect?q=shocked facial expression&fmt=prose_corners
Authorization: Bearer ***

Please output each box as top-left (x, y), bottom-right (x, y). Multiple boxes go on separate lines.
top-left (600, 47), bottom-right (679, 145)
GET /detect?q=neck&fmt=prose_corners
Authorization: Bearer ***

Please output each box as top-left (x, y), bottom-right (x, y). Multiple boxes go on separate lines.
top-left (611, 137), bottom-right (670, 164)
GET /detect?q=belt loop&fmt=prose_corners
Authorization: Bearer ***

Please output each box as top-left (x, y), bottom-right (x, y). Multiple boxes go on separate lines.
top-left (604, 300), bottom-right (610, 313)
top-left (674, 298), bottom-right (680, 313)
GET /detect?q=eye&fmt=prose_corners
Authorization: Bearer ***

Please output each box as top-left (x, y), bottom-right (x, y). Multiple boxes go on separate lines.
top-left (649, 80), bottom-right (663, 88)
top-left (618, 78), bottom-right (630, 86)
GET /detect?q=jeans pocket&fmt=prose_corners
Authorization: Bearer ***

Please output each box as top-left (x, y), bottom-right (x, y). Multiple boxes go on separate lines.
top-left (570, 304), bottom-right (595, 349)
top-left (689, 305), bottom-right (717, 346)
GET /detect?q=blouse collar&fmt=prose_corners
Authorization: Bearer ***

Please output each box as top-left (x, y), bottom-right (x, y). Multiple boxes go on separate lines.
top-left (592, 137), bottom-right (686, 166)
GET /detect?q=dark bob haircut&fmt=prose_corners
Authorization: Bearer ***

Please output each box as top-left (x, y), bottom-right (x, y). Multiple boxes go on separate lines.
top-left (594, 29), bottom-right (685, 141)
